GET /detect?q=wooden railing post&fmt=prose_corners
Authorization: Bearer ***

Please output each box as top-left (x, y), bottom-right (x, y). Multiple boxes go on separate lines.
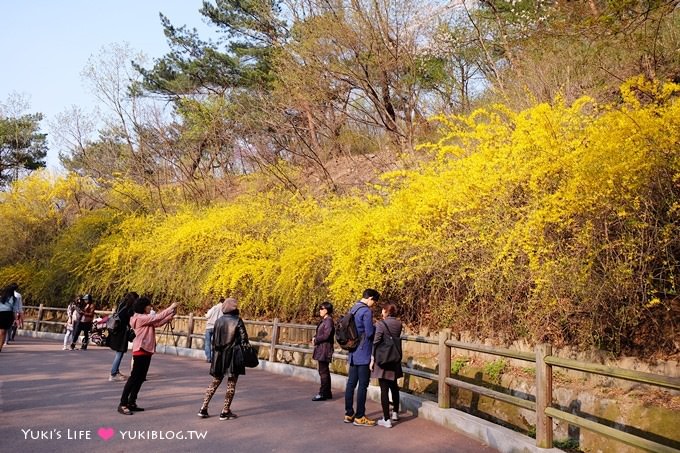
top-left (186, 313), bottom-right (194, 349)
top-left (536, 343), bottom-right (554, 448)
top-left (438, 329), bottom-right (452, 408)
top-left (269, 318), bottom-right (280, 362)
top-left (35, 303), bottom-right (45, 332)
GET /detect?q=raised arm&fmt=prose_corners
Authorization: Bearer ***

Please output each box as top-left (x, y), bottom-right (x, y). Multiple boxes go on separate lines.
top-left (138, 303), bottom-right (177, 327)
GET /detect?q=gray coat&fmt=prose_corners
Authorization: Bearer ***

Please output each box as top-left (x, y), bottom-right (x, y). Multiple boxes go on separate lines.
top-left (371, 316), bottom-right (403, 381)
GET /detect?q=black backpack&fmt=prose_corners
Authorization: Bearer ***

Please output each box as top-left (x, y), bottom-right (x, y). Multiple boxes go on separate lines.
top-left (335, 306), bottom-right (362, 351)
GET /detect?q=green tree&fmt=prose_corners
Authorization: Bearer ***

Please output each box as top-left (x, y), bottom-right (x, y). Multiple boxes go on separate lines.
top-left (0, 110), bottom-right (47, 187)
top-left (137, 0), bottom-right (287, 97)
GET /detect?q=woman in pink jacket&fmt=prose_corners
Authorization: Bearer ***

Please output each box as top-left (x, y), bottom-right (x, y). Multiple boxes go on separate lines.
top-left (118, 297), bottom-right (176, 415)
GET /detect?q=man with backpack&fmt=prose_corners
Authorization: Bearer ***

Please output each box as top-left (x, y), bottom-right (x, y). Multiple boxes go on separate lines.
top-left (342, 288), bottom-right (379, 427)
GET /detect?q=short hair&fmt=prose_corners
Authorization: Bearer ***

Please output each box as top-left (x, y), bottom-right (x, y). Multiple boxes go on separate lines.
top-left (362, 288), bottom-right (380, 301)
top-left (382, 302), bottom-right (397, 317)
top-left (133, 297), bottom-right (152, 314)
top-left (319, 301), bottom-right (334, 315)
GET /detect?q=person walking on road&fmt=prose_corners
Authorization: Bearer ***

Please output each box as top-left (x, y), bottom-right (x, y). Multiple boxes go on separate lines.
top-left (62, 296), bottom-right (79, 350)
top-left (197, 297), bottom-right (250, 420)
top-left (312, 301), bottom-right (335, 401)
top-left (118, 297), bottom-right (176, 415)
top-left (0, 283), bottom-right (21, 352)
top-left (108, 292), bottom-right (138, 381)
top-left (371, 302), bottom-right (403, 428)
top-left (4, 284), bottom-right (23, 345)
top-left (71, 294), bottom-right (95, 350)
top-left (344, 288), bottom-right (379, 427)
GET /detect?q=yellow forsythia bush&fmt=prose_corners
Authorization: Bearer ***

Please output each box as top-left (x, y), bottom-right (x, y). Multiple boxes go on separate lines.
top-left (0, 78), bottom-right (677, 352)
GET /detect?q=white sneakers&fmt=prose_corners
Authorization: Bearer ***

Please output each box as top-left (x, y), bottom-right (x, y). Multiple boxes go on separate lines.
top-left (377, 411), bottom-right (400, 428)
top-left (109, 373), bottom-right (127, 382)
top-left (377, 418), bottom-right (392, 428)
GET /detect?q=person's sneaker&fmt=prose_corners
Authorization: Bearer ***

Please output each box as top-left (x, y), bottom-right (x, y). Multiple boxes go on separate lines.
top-left (343, 415), bottom-right (355, 423)
top-left (377, 418), bottom-right (393, 428)
top-left (62, 346), bottom-right (68, 350)
top-left (219, 411), bottom-right (237, 420)
top-left (197, 409), bottom-right (209, 418)
top-left (391, 411), bottom-right (399, 421)
top-left (117, 405), bottom-right (133, 415)
top-left (352, 416), bottom-right (376, 427)
top-left (109, 373), bottom-right (126, 382)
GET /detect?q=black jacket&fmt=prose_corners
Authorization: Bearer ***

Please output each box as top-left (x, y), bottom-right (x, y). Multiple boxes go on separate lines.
top-left (209, 310), bottom-right (249, 378)
top-left (108, 302), bottom-right (134, 352)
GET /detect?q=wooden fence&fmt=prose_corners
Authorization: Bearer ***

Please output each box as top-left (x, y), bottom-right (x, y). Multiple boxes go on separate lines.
top-left (21, 305), bottom-right (680, 452)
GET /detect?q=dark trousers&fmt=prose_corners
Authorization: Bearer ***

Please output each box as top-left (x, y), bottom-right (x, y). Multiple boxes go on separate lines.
top-left (71, 321), bottom-right (92, 349)
top-left (317, 361), bottom-right (332, 398)
top-left (344, 364), bottom-right (370, 418)
top-left (120, 355), bottom-right (152, 406)
top-left (379, 378), bottom-right (400, 420)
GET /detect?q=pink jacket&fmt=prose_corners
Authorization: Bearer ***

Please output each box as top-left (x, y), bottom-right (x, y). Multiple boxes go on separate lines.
top-left (130, 306), bottom-right (175, 354)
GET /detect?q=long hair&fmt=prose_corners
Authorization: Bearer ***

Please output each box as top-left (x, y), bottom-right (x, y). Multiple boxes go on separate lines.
top-left (1, 284), bottom-right (16, 304)
top-left (121, 292), bottom-right (139, 309)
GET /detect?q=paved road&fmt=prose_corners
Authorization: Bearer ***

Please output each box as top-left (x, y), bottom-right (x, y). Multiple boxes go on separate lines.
top-left (0, 337), bottom-right (497, 453)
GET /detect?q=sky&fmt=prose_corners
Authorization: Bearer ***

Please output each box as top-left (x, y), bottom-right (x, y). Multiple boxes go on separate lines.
top-left (0, 0), bottom-right (214, 169)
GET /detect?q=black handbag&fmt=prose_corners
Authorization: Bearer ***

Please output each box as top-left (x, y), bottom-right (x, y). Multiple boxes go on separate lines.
top-left (240, 343), bottom-right (259, 368)
top-left (126, 327), bottom-right (136, 342)
top-left (374, 321), bottom-right (402, 368)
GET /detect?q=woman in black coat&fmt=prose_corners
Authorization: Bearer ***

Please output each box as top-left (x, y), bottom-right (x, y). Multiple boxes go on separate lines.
top-left (312, 301), bottom-right (335, 401)
top-left (108, 292), bottom-right (138, 381)
top-left (197, 297), bottom-right (249, 420)
top-left (371, 302), bottom-right (403, 428)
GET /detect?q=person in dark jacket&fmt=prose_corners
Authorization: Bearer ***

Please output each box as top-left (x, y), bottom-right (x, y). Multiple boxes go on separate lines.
top-left (197, 297), bottom-right (250, 420)
top-left (108, 292), bottom-right (139, 381)
top-left (344, 288), bottom-right (379, 427)
top-left (312, 301), bottom-right (335, 401)
top-left (371, 302), bottom-right (403, 428)
top-left (71, 294), bottom-right (95, 350)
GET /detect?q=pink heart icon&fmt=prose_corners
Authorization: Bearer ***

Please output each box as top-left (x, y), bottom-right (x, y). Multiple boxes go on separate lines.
top-left (97, 427), bottom-right (115, 441)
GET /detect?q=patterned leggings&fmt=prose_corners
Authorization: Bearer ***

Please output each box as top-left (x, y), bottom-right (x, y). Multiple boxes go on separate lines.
top-left (201, 375), bottom-right (239, 413)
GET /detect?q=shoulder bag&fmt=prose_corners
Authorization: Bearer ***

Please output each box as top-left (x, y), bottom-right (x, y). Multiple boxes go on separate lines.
top-left (374, 320), bottom-right (402, 368)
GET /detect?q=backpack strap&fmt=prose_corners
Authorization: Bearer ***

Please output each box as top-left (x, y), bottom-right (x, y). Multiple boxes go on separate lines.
top-left (350, 303), bottom-right (370, 339)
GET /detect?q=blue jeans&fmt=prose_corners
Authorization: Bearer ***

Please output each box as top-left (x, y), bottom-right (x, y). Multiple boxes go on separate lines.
top-left (111, 351), bottom-right (125, 375)
top-left (344, 364), bottom-right (370, 418)
top-left (204, 328), bottom-right (214, 361)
